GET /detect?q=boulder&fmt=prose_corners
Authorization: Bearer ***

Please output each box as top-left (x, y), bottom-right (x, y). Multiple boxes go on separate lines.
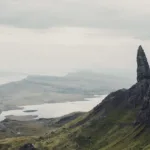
top-left (19, 143), bottom-right (37, 150)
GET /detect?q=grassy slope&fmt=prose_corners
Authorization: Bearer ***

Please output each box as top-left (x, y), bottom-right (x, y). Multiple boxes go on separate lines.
top-left (1, 106), bottom-right (150, 150)
top-left (37, 108), bottom-right (150, 150)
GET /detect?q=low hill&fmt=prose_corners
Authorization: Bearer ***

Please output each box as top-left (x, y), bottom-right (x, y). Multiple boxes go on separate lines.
top-left (0, 71), bottom-right (134, 110)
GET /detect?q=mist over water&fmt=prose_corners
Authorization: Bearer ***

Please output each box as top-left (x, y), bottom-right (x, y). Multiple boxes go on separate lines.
top-left (0, 75), bottom-right (27, 85)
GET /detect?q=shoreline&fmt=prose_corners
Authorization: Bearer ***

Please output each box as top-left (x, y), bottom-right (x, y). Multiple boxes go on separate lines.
top-left (0, 94), bottom-right (107, 122)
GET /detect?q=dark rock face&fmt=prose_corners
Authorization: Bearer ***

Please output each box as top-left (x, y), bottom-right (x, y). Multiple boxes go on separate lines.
top-left (19, 143), bottom-right (37, 150)
top-left (135, 81), bottom-right (150, 125)
top-left (135, 46), bottom-right (150, 125)
top-left (137, 45), bottom-right (150, 82)
top-left (128, 79), bottom-right (150, 107)
top-left (89, 45), bottom-right (150, 126)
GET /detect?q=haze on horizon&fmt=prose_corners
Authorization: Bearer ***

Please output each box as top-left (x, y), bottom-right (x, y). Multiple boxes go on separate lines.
top-left (0, 0), bottom-right (150, 76)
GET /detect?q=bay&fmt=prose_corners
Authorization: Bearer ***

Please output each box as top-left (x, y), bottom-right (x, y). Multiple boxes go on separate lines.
top-left (0, 95), bottom-right (107, 121)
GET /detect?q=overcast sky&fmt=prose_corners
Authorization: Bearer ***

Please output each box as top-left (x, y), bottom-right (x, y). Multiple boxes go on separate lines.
top-left (0, 0), bottom-right (150, 76)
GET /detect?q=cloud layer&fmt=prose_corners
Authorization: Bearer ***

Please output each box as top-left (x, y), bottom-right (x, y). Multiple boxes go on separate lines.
top-left (0, 0), bottom-right (150, 39)
top-left (0, 0), bottom-right (150, 75)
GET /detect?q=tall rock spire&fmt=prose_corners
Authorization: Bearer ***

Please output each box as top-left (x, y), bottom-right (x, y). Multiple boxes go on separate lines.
top-left (137, 45), bottom-right (150, 82)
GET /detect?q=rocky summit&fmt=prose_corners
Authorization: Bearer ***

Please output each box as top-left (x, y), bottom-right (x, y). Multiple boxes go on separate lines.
top-left (137, 45), bottom-right (150, 82)
top-left (135, 46), bottom-right (150, 125)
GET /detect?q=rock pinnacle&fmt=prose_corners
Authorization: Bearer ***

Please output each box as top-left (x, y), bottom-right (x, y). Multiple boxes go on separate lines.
top-left (137, 45), bottom-right (150, 82)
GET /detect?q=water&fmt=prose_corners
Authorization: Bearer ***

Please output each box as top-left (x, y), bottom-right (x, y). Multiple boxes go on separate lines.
top-left (0, 95), bottom-right (107, 121)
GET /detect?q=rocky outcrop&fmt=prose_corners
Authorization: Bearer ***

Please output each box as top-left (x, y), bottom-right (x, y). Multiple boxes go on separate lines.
top-left (135, 46), bottom-right (150, 125)
top-left (135, 88), bottom-right (150, 125)
top-left (135, 81), bottom-right (150, 125)
top-left (137, 45), bottom-right (150, 82)
top-left (128, 79), bottom-right (149, 108)
top-left (19, 143), bottom-right (37, 150)
top-left (89, 46), bottom-right (150, 126)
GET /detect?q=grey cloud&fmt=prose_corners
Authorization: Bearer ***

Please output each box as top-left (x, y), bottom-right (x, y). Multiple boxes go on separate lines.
top-left (0, 0), bottom-right (150, 39)
top-left (0, 0), bottom-right (120, 28)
